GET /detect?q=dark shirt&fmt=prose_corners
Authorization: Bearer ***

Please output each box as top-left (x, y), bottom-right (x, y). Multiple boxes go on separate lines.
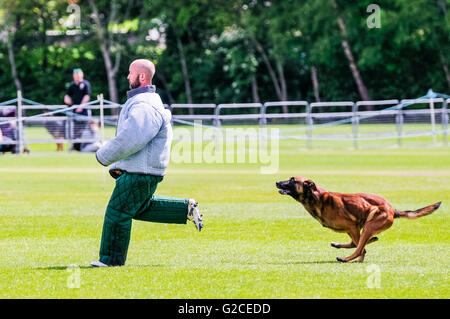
top-left (67, 80), bottom-right (91, 116)
top-left (0, 108), bottom-right (16, 140)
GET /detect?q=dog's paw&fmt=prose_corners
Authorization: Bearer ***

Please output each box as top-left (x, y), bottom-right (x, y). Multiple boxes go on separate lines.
top-left (370, 237), bottom-right (379, 243)
top-left (336, 257), bottom-right (347, 263)
top-left (331, 242), bottom-right (341, 248)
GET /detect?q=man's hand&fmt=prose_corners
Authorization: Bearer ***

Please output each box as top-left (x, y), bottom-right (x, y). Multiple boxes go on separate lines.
top-left (109, 169), bottom-right (123, 179)
top-left (64, 95), bottom-right (73, 106)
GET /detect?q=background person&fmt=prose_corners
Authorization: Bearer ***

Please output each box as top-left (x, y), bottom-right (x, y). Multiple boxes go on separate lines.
top-left (0, 108), bottom-right (17, 153)
top-left (44, 116), bottom-right (66, 151)
top-left (0, 124), bottom-right (16, 153)
top-left (64, 68), bottom-right (91, 151)
top-left (80, 119), bottom-right (102, 153)
top-left (0, 107), bottom-right (29, 154)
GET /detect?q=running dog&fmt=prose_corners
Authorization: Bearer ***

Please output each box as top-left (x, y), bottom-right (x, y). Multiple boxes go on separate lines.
top-left (276, 177), bottom-right (441, 262)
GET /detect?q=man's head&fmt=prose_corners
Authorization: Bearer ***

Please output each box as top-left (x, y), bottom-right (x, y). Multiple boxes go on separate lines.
top-left (127, 59), bottom-right (155, 89)
top-left (73, 68), bottom-right (84, 83)
top-left (89, 120), bottom-right (99, 132)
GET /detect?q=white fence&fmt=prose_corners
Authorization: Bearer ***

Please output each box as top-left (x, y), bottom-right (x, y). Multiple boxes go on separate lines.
top-left (0, 91), bottom-right (449, 153)
top-left (170, 98), bottom-right (448, 148)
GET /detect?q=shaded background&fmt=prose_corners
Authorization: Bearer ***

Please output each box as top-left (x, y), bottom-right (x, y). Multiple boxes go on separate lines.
top-left (0, 0), bottom-right (449, 106)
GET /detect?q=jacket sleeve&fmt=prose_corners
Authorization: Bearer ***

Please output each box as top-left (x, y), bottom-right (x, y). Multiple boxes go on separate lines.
top-left (95, 102), bottom-right (163, 166)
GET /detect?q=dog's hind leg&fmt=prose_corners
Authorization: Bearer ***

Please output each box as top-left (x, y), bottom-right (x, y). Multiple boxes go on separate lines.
top-left (337, 228), bottom-right (373, 263)
top-left (356, 237), bottom-right (380, 262)
top-left (337, 212), bottom-right (393, 263)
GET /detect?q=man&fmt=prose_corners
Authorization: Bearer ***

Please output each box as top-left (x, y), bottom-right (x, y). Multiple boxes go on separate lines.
top-left (0, 107), bottom-right (29, 153)
top-left (91, 59), bottom-right (202, 267)
top-left (80, 120), bottom-right (102, 153)
top-left (0, 123), bottom-right (16, 153)
top-left (64, 68), bottom-right (91, 151)
top-left (0, 108), bottom-right (17, 153)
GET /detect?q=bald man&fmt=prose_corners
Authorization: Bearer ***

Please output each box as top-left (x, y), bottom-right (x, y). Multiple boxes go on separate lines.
top-left (91, 59), bottom-right (202, 267)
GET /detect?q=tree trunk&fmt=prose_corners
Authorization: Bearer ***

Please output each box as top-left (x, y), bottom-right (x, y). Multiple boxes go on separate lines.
top-left (440, 52), bottom-right (450, 91)
top-left (6, 36), bottom-right (22, 93)
top-left (88, 0), bottom-right (120, 105)
top-left (156, 70), bottom-right (175, 105)
top-left (251, 74), bottom-right (260, 103)
top-left (40, 10), bottom-right (49, 70)
top-left (100, 43), bottom-right (120, 104)
top-left (437, 1), bottom-right (450, 90)
top-left (250, 37), bottom-right (284, 102)
top-left (176, 35), bottom-right (193, 113)
top-left (332, 0), bottom-right (371, 101)
top-left (311, 66), bottom-right (321, 102)
top-left (340, 37), bottom-right (371, 101)
top-left (276, 60), bottom-right (288, 113)
top-left (437, 0), bottom-right (447, 14)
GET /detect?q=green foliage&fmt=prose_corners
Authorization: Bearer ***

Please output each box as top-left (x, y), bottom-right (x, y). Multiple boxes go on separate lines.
top-left (0, 0), bottom-right (449, 105)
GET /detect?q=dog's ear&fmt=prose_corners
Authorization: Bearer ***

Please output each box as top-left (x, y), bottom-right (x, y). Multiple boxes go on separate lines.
top-left (303, 180), bottom-right (317, 191)
top-left (302, 180), bottom-right (319, 203)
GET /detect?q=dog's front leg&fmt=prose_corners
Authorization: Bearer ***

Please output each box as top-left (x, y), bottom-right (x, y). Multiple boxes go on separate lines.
top-left (331, 241), bottom-right (355, 249)
top-left (332, 236), bottom-right (378, 249)
top-left (331, 228), bottom-right (360, 249)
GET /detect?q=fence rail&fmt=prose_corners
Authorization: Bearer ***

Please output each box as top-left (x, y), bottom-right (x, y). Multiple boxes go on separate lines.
top-left (0, 91), bottom-right (449, 153)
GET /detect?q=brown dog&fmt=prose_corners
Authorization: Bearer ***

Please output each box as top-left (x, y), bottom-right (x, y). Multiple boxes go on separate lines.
top-left (276, 177), bottom-right (441, 262)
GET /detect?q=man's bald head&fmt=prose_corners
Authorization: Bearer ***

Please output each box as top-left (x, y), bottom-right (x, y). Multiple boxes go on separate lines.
top-left (127, 59), bottom-right (156, 89)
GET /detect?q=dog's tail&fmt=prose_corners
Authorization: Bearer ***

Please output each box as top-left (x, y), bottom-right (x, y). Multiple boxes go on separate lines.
top-left (394, 202), bottom-right (441, 219)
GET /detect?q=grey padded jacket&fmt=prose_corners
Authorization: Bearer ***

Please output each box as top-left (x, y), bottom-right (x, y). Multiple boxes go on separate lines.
top-left (96, 85), bottom-right (173, 176)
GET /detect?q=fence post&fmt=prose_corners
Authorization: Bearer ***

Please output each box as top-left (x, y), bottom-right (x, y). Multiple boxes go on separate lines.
top-left (396, 107), bottom-right (403, 148)
top-left (430, 99), bottom-right (437, 144)
top-left (16, 90), bottom-right (24, 154)
top-left (306, 103), bottom-right (312, 149)
top-left (167, 104), bottom-right (174, 126)
top-left (352, 102), bottom-right (359, 150)
top-left (260, 103), bottom-right (267, 126)
top-left (443, 99), bottom-right (448, 147)
top-left (99, 94), bottom-right (106, 189)
top-left (99, 94), bottom-right (104, 143)
top-left (213, 105), bottom-right (221, 127)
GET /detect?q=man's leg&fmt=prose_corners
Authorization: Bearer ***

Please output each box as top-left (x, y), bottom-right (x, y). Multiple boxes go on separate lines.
top-left (134, 196), bottom-right (203, 231)
top-left (133, 195), bottom-right (189, 224)
top-left (73, 120), bottom-right (87, 151)
top-left (97, 173), bottom-right (161, 266)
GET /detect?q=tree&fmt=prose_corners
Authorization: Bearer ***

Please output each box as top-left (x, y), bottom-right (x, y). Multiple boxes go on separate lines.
top-left (0, 0), bottom-right (448, 107)
top-left (86, 0), bottom-right (138, 103)
top-left (0, 0), bottom-right (30, 94)
top-left (331, 0), bottom-right (371, 101)
top-left (436, 0), bottom-right (450, 90)
top-left (142, 0), bottom-right (230, 106)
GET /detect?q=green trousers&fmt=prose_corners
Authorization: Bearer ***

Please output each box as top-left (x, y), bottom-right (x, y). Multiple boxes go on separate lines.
top-left (98, 172), bottom-right (188, 266)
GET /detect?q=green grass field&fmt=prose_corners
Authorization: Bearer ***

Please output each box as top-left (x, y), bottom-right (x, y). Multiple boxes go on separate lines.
top-left (0, 133), bottom-right (449, 298)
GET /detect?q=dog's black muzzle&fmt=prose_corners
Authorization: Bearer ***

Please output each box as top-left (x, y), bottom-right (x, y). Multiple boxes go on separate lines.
top-left (276, 180), bottom-right (292, 195)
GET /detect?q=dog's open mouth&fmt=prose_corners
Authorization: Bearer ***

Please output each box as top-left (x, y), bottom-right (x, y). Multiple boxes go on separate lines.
top-left (276, 181), bottom-right (291, 195)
